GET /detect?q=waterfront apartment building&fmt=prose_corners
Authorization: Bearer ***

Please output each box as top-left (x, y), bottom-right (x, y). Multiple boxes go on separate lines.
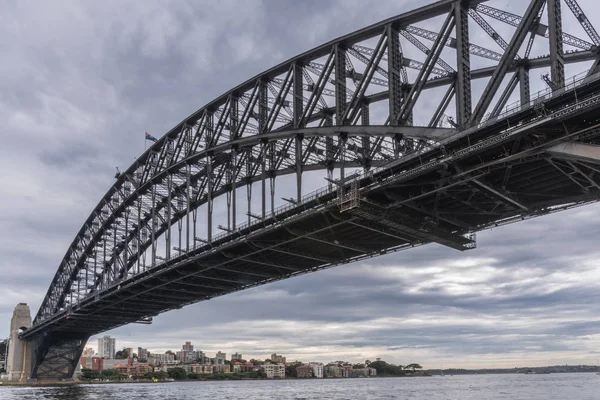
top-left (148, 353), bottom-right (176, 366)
top-left (324, 365), bottom-right (343, 378)
top-left (215, 351), bottom-right (226, 365)
top-left (231, 352), bottom-right (242, 361)
top-left (232, 362), bottom-right (255, 373)
top-left (263, 363), bottom-right (285, 379)
top-left (97, 335), bottom-right (116, 359)
top-left (310, 363), bottom-right (324, 378)
top-left (114, 362), bottom-right (152, 377)
top-left (270, 353), bottom-right (286, 363)
top-left (296, 365), bottom-right (313, 378)
top-left (137, 347), bottom-right (148, 362)
top-left (190, 364), bottom-right (215, 374)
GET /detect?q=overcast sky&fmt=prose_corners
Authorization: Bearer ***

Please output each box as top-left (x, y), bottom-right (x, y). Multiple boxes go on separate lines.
top-left (2, 0), bottom-right (600, 369)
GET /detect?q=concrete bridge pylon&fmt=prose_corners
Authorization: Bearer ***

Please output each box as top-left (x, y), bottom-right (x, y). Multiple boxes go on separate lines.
top-left (6, 303), bottom-right (32, 382)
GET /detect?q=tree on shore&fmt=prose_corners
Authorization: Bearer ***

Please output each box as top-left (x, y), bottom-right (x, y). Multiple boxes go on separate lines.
top-left (367, 360), bottom-right (406, 376)
top-left (405, 364), bottom-right (423, 372)
top-left (167, 367), bottom-right (188, 380)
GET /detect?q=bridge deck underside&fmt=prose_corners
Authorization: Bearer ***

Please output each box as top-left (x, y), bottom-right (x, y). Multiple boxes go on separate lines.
top-left (26, 83), bottom-right (600, 339)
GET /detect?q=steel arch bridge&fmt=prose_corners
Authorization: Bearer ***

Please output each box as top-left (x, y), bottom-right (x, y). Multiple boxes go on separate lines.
top-left (18, 0), bottom-right (600, 380)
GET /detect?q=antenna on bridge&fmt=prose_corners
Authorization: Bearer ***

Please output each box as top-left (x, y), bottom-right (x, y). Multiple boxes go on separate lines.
top-left (281, 197), bottom-right (297, 204)
top-left (194, 237), bottom-right (208, 244)
top-left (247, 212), bottom-right (262, 220)
top-left (541, 73), bottom-right (558, 90)
top-left (217, 225), bottom-right (233, 233)
top-left (114, 167), bottom-right (121, 179)
top-left (446, 116), bottom-right (459, 128)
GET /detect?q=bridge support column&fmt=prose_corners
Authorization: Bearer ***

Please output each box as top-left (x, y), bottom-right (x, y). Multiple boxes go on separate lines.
top-left (6, 303), bottom-right (32, 382)
top-left (30, 334), bottom-right (89, 382)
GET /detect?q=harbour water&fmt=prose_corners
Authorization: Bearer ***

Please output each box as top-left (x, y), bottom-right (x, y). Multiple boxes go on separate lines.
top-left (1, 373), bottom-right (599, 399)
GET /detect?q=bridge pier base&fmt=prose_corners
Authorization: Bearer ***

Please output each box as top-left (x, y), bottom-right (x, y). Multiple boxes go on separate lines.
top-left (6, 303), bottom-right (33, 382)
top-left (30, 335), bottom-right (88, 381)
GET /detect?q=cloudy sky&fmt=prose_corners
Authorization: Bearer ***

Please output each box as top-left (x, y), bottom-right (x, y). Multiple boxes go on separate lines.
top-left (2, 0), bottom-right (600, 369)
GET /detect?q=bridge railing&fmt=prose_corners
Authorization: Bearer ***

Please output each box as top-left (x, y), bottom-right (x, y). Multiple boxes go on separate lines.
top-left (481, 70), bottom-right (600, 125)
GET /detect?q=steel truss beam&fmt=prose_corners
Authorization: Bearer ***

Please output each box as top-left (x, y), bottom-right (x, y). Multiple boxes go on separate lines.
top-left (546, 142), bottom-right (600, 164)
top-left (471, 0), bottom-right (546, 123)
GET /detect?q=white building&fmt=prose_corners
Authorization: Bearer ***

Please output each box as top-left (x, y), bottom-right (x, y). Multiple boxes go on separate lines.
top-left (148, 353), bottom-right (177, 366)
top-left (263, 363), bottom-right (285, 379)
top-left (231, 352), bottom-right (242, 361)
top-left (97, 335), bottom-right (116, 359)
top-left (214, 351), bottom-right (226, 365)
top-left (310, 363), bottom-right (324, 378)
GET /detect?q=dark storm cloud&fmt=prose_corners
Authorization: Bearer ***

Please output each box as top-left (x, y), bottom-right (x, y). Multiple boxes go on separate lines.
top-left (2, 0), bottom-right (600, 368)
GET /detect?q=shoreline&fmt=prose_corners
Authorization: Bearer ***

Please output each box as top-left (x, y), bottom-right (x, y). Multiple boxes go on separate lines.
top-left (0, 374), bottom-right (430, 387)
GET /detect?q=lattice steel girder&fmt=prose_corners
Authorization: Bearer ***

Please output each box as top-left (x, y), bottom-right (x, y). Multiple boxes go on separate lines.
top-left (469, 179), bottom-right (529, 211)
top-left (475, 3), bottom-right (595, 50)
top-left (471, 0), bottom-right (546, 123)
top-left (350, 205), bottom-right (475, 251)
top-left (564, 0), bottom-right (600, 46)
top-left (455, 0), bottom-right (472, 126)
top-left (546, 142), bottom-right (600, 164)
top-left (548, 0), bottom-right (565, 89)
top-left (468, 9), bottom-right (510, 52)
top-left (404, 25), bottom-right (503, 62)
top-left (397, 7), bottom-right (456, 124)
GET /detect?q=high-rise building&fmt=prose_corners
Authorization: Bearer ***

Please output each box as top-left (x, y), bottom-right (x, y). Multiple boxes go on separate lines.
top-left (271, 353), bottom-right (286, 363)
top-left (138, 347), bottom-right (148, 362)
top-left (231, 352), bottom-right (242, 361)
top-left (97, 335), bottom-right (116, 359)
top-left (177, 342), bottom-right (201, 363)
top-left (215, 351), bottom-right (226, 365)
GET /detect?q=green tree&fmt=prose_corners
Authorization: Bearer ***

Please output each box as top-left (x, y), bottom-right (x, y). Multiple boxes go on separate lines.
top-left (167, 367), bottom-right (188, 380)
top-left (285, 365), bottom-right (298, 377)
top-left (143, 371), bottom-right (168, 381)
top-left (80, 368), bottom-right (102, 380)
top-left (353, 363), bottom-right (365, 369)
top-left (114, 349), bottom-right (129, 359)
top-left (367, 360), bottom-right (405, 376)
top-left (101, 369), bottom-right (125, 380)
top-left (406, 363), bottom-right (422, 372)
top-left (188, 372), bottom-right (200, 379)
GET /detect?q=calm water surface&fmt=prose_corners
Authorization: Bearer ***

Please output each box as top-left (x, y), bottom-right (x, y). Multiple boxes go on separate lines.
top-left (1, 373), bottom-right (599, 399)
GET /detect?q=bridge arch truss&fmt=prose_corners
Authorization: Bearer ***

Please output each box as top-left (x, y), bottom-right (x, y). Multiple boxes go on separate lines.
top-left (27, 1), bottom-right (600, 379)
